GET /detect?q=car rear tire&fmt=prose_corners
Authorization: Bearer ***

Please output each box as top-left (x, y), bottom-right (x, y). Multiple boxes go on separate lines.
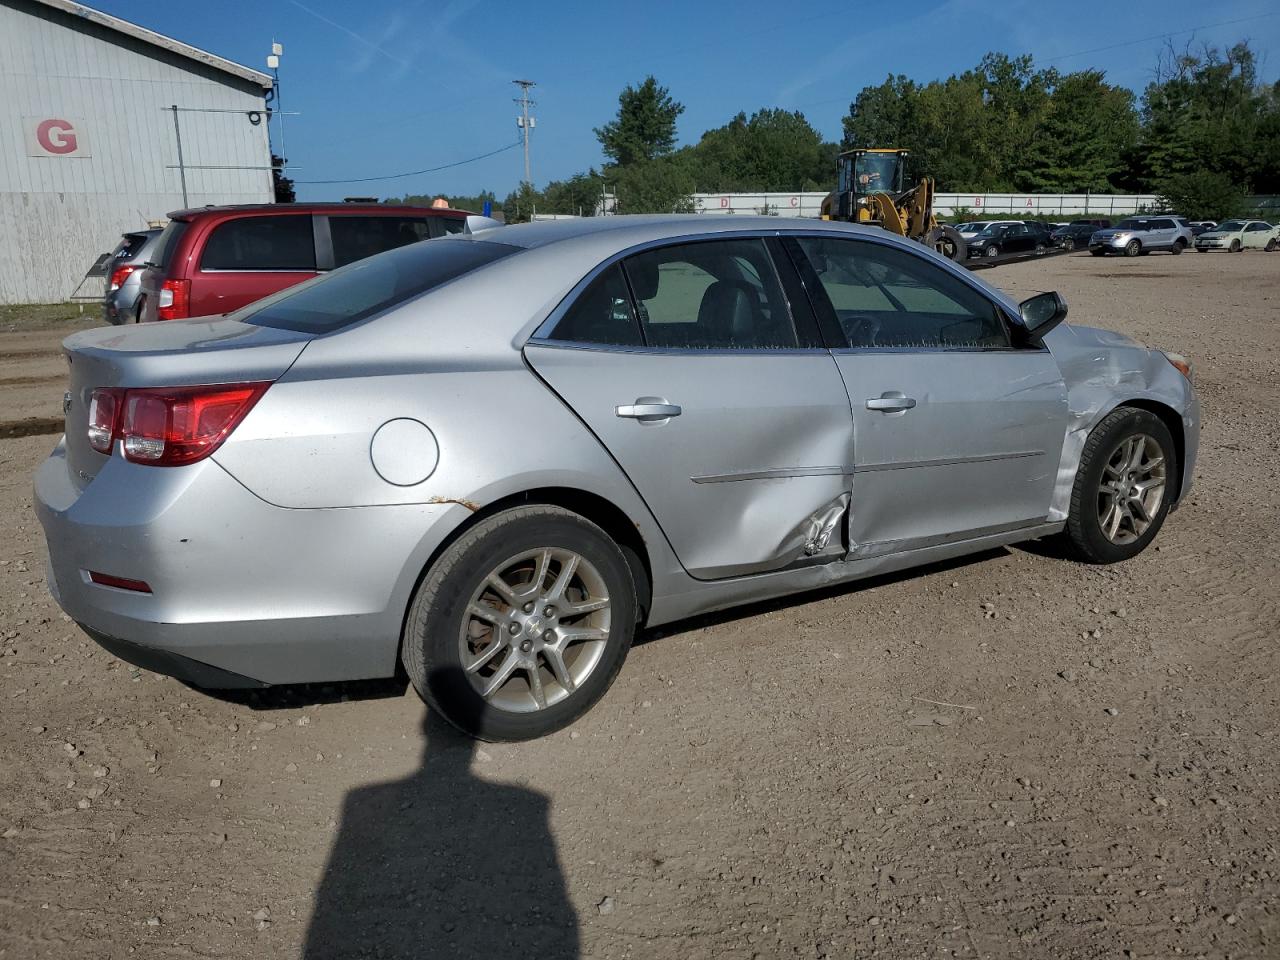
top-left (1266, 239), bottom-right (1278, 252)
top-left (1064, 238), bottom-right (1077, 251)
top-left (1124, 239), bottom-right (1141, 257)
top-left (1035, 242), bottom-right (1046, 255)
top-left (402, 505), bottom-right (637, 741)
top-left (1171, 239), bottom-right (1185, 255)
top-left (1061, 407), bottom-right (1176, 564)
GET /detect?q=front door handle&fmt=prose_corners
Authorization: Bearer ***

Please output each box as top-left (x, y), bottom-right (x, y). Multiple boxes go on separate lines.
top-left (615, 398), bottom-right (682, 422)
top-left (865, 392), bottom-right (916, 413)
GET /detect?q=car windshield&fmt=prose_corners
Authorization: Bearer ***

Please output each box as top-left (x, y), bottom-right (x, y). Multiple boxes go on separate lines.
top-left (974, 225), bottom-right (1003, 237)
top-left (1217, 220), bottom-right (1245, 232)
top-left (241, 238), bottom-right (519, 334)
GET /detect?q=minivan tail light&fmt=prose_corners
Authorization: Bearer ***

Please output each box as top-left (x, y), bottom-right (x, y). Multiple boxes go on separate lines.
top-left (157, 278), bottom-right (190, 320)
top-left (108, 265), bottom-right (134, 292)
top-left (87, 383), bottom-right (269, 466)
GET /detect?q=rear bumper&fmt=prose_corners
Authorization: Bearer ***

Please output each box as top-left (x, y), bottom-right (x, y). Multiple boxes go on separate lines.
top-left (34, 439), bottom-right (453, 687)
top-left (83, 627), bottom-right (267, 688)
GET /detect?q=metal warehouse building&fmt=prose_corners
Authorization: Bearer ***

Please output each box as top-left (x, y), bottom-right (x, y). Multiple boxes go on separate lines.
top-left (0, 0), bottom-right (274, 304)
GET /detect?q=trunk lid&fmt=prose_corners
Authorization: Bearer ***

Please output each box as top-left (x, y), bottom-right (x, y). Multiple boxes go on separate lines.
top-left (62, 317), bottom-right (313, 488)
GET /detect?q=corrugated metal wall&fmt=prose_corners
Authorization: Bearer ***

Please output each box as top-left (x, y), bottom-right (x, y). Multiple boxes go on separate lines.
top-left (0, 0), bottom-right (272, 304)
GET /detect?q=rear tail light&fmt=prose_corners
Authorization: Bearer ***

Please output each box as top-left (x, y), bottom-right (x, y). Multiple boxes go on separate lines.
top-left (87, 388), bottom-right (120, 453)
top-left (108, 265), bottom-right (135, 292)
top-left (86, 383), bottom-right (269, 466)
top-left (156, 278), bottom-right (190, 320)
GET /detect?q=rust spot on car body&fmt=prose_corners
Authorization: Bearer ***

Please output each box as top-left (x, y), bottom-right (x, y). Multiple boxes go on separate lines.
top-left (427, 496), bottom-right (480, 513)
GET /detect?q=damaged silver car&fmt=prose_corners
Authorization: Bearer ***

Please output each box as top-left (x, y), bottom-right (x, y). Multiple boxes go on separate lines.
top-left (35, 216), bottom-right (1199, 740)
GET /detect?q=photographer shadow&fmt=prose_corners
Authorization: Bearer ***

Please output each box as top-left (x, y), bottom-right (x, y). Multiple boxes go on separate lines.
top-left (303, 667), bottom-right (579, 959)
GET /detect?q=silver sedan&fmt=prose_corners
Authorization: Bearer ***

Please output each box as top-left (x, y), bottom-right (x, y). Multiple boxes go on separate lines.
top-left (34, 216), bottom-right (1200, 740)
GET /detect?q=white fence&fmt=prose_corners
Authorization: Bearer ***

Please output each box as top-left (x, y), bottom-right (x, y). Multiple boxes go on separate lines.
top-left (690, 192), bottom-right (1165, 219)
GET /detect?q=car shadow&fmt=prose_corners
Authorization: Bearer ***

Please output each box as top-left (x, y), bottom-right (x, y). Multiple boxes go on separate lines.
top-left (301, 666), bottom-right (579, 960)
top-left (193, 675), bottom-right (409, 711)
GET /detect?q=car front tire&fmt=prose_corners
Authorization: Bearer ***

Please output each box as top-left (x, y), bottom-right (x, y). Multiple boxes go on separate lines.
top-left (985, 244), bottom-right (999, 258)
top-left (1125, 240), bottom-right (1141, 257)
top-left (1062, 407), bottom-right (1177, 564)
top-left (402, 505), bottom-right (637, 741)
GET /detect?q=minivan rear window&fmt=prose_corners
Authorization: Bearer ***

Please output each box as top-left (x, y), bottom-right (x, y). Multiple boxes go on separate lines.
top-left (153, 219), bottom-right (190, 269)
top-left (241, 238), bottom-right (519, 334)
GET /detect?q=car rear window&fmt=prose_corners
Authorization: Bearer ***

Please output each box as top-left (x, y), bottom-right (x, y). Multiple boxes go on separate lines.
top-left (153, 219), bottom-right (190, 270)
top-left (117, 232), bottom-right (153, 259)
top-left (201, 215), bottom-right (316, 271)
top-left (328, 216), bottom-right (433, 268)
top-left (241, 238), bottom-right (519, 334)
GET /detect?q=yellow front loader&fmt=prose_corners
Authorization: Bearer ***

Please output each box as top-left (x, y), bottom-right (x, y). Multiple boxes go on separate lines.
top-left (821, 148), bottom-right (967, 262)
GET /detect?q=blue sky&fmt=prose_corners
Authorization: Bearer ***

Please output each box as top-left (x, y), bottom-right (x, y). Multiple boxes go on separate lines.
top-left (93, 0), bottom-right (1280, 201)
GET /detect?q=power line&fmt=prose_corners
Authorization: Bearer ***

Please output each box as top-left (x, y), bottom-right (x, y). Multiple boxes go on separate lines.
top-left (294, 141), bottom-right (522, 184)
top-left (1039, 11), bottom-right (1279, 63)
top-left (791, 11), bottom-right (1280, 113)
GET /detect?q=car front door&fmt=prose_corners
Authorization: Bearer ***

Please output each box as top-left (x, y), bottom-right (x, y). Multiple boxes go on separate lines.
top-left (525, 237), bottom-right (856, 580)
top-left (785, 234), bottom-right (1068, 558)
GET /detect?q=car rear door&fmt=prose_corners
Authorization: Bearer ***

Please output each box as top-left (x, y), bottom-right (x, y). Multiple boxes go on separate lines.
top-left (191, 213), bottom-right (320, 316)
top-left (524, 236), bottom-right (856, 580)
top-left (1243, 222), bottom-right (1272, 249)
top-left (784, 234), bottom-right (1068, 558)
top-left (1002, 223), bottom-right (1033, 253)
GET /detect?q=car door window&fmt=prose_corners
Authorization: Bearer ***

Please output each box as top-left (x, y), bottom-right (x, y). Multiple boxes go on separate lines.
top-left (329, 217), bottom-right (432, 268)
top-left (201, 216), bottom-right (315, 271)
top-left (546, 264), bottom-right (644, 347)
top-left (622, 239), bottom-right (798, 349)
top-left (795, 236), bottom-right (1011, 350)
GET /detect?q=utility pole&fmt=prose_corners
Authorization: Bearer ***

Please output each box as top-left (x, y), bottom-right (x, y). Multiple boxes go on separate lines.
top-left (513, 79), bottom-right (536, 184)
top-left (267, 42), bottom-right (285, 169)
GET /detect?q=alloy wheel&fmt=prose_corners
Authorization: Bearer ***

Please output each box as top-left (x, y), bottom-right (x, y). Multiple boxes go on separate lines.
top-left (1097, 434), bottom-right (1167, 545)
top-left (458, 547), bottom-right (611, 713)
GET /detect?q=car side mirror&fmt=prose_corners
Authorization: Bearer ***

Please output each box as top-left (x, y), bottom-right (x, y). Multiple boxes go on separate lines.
top-left (1019, 291), bottom-right (1067, 340)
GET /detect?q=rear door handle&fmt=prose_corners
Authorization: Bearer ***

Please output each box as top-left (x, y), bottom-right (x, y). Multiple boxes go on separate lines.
top-left (615, 398), bottom-right (682, 422)
top-left (865, 393), bottom-right (916, 413)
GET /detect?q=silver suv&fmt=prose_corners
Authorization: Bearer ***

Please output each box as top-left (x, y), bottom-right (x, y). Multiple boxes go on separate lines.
top-left (103, 229), bottom-right (161, 324)
top-left (1089, 217), bottom-right (1194, 257)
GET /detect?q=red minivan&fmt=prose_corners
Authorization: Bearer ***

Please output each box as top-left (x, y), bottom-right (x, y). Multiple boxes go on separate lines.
top-left (135, 203), bottom-right (470, 323)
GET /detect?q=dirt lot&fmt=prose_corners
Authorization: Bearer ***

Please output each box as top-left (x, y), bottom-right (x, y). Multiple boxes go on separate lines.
top-left (1, 252), bottom-right (1278, 959)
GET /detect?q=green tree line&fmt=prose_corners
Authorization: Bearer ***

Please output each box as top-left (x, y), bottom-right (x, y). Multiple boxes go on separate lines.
top-left (389, 40), bottom-right (1280, 222)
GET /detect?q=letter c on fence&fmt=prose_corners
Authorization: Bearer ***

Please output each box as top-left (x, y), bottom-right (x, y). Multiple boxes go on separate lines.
top-left (37, 119), bottom-right (78, 155)
top-left (790, 196), bottom-right (798, 207)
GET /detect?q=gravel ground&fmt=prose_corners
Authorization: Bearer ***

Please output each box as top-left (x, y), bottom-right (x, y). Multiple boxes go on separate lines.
top-left (1, 251), bottom-right (1277, 959)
